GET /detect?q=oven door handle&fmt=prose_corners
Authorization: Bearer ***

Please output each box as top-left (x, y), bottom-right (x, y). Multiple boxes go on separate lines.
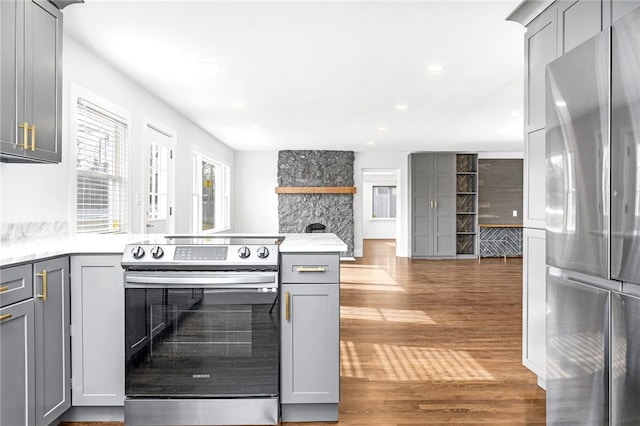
top-left (124, 274), bottom-right (276, 288)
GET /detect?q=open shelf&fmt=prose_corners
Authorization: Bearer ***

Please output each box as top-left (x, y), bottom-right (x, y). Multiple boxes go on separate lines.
top-left (456, 154), bottom-right (478, 256)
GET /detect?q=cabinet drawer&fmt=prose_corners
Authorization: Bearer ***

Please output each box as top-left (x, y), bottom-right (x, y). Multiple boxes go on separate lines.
top-left (281, 254), bottom-right (339, 284)
top-left (0, 264), bottom-right (33, 308)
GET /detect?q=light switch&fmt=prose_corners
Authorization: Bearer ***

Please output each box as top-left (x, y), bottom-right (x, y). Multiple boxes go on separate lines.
top-left (136, 193), bottom-right (142, 206)
top-left (513, 210), bottom-right (518, 217)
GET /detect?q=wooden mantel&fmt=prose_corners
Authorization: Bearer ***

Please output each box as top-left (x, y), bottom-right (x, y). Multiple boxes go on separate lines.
top-left (275, 186), bottom-right (357, 194)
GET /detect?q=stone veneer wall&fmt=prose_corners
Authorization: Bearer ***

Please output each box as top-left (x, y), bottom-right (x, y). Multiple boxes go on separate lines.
top-left (277, 150), bottom-right (354, 256)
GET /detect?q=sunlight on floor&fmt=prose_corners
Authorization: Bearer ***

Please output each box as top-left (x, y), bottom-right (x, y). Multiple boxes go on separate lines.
top-left (340, 263), bottom-right (404, 292)
top-left (340, 340), bottom-right (494, 382)
top-left (340, 305), bottom-right (436, 324)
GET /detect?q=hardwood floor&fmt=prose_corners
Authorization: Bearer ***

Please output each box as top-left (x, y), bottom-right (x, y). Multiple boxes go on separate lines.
top-left (63, 239), bottom-right (545, 425)
top-left (315, 239), bottom-right (546, 425)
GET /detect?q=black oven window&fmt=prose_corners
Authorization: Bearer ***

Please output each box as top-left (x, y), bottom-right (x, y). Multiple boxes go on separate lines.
top-left (125, 288), bottom-right (279, 398)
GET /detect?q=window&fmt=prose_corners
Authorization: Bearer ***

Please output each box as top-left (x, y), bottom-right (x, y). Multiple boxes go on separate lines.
top-left (192, 153), bottom-right (230, 232)
top-left (372, 186), bottom-right (397, 219)
top-left (75, 97), bottom-right (128, 233)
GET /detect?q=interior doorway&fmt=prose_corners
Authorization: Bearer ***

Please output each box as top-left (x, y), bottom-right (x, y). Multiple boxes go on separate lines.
top-left (361, 169), bottom-right (400, 241)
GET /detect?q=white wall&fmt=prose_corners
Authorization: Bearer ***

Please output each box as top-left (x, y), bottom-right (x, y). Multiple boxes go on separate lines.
top-left (361, 172), bottom-right (398, 240)
top-left (232, 151), bottom-right (279, 233)
top-left (0, 35), bottom-right (233, 234)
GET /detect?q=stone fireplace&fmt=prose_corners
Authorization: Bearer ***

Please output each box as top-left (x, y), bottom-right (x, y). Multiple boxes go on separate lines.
top-left (277, 150), bottom-right (354, 256)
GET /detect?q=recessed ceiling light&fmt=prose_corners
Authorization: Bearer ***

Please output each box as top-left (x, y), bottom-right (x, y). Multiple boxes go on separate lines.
top-left (395, 104), bottom-right (409, 110)
top-left (427, 63), bottom-right (446, 73)
top-left (202, 60), bottom-right (221, 70)
top-left (378, 127), bottom-right (387, 131)
top-left (367, 141), bottom-right (375, 145)
top-left (232, 102), bottom-right (246, 110)
top-left (511, 109), bottom-right (522, 117)
top-left (555, 100), bottom-right (567, 107)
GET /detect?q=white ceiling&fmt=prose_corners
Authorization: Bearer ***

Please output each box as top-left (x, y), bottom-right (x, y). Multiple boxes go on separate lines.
top-left (63, 0), bottom-right (525, 153)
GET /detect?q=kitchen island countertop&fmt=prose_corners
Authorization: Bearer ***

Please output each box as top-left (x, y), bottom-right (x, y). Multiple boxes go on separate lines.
top-left (0, 233), bottom-right (347, 267)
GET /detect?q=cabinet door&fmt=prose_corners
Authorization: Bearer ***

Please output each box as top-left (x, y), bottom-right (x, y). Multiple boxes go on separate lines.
top-left (1, 299), bottom-right (35, 426)
top-left (433, 153), bottom-right (455, 256)
top-left (23, 0), bottom-right (62, 162)
top-left (558, 0), bottom-right (602, 54)
top-left (411, 154), bottom-right (435, 256)
top-left (525, 6), bottom-right (558, 133)
top-left (524, 129), bottom-right (546, 229)
top-left (522, 228), bottom-right (546, 381)
top-left (0, 264), bottom-right (33, 308)
top-left (70, 255), bottom-right (125, 406)
top-left (33, 257), bottom-right (70, 426)
top-left (281, 283), bottom-right (339, 404)
top-left (0, 0), bottom-right (26, 158)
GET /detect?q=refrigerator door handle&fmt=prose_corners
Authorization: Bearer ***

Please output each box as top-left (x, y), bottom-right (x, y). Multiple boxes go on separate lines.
top-left (548, 266), bottom-right (621, 292)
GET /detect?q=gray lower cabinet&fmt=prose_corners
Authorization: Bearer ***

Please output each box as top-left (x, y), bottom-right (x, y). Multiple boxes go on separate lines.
top-left (1, 299), bottom-right (35, 426)
top-left (280, 253), bottom-right (340, 422)
top-left (33, 257), bottom-right (70, 426)
top-left (0, 0), bottom-right (62, 163)
top-left (70, 255), bottom-right (125, 406)
top-left (410, 153), bottom-right (456, 257)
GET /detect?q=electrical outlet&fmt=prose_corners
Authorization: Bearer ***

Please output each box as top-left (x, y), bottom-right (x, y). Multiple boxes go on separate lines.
top-left (513, 210), bottom-right (518, 217)
top-left (136, 193), bottom-right (142, 206)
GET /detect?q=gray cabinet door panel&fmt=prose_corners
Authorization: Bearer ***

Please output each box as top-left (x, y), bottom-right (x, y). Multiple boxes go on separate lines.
top-left (34, 257), bottom-right (70, 426)
top-left (611, 0), bottom-right (640, 22)
top-left (0, 299), bottom-right (35, 426)
top-left (0, 264), bottom-right (33, 308)
top-left (612, 291), bottom-right (640, 424)
top-left (24, 0), bottom-right (61, 162)
top-left (558, 0), bottom-right (602, 54)
top-left (0, 0), bottom-right (24, 157)
top-left (526, 7), bottom-right (558, 132)
top-left (281, 283), bottom-right (339, 404)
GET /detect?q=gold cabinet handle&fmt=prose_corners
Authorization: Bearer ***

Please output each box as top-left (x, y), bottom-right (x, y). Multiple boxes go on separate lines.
top-left (285, 291), bottom-right (290, 321)
top-left (29, 124), bottom-right (36, 151)
top-left (36, 270), bottom-right (47, 302)
top-left (0, 314), bottom-right (12, 322)
top-left (18, 122), bottom-right (30, 149)
top-left (296, 266), bottom-right (326, 273)
top-left (430, 200), bottom-right (434, 208)
top-left (434, 200), bottom-right (438, 209)
top-left (0, 286), bottom-right (9, 293)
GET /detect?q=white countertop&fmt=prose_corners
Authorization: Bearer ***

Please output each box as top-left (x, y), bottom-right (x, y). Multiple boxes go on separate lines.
top-left (0, 233), bottom-right (347, 267)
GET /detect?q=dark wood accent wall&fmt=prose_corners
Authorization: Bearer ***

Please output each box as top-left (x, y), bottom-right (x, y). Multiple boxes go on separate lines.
top-left (478, 159), bottom-right (523, 225)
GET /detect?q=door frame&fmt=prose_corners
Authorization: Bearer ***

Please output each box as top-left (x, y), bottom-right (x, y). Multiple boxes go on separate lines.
top-left (143, 121), bottom-right (176, 234)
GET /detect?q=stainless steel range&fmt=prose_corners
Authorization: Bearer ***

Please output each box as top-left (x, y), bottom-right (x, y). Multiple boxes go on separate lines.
top-left (121, 236), bottom-right (283, 426)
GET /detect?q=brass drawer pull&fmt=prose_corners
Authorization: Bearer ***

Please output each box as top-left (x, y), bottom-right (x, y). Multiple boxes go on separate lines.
top-left (296, 266), bottom-right (326, 273)
top-left (0, 314), bottom-right (12, 322)
top-left (285, 291), bottom-right (290, 321)
top-left (36, 270), bottom-right (48, 302)
top-left (0, 286), bottom-right (9, 293)
top-left (18, 122), bottom-right (30, 149)
top-left (30, 123), bottom-right (36, 151)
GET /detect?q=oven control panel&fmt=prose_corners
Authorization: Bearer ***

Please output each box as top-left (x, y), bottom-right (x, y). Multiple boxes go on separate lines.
top-left (121, 243), bottom-right (280, 268)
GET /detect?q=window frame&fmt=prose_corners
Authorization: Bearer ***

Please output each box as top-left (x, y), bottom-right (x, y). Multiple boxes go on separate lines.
top-left (70, 84), bottom-right (132, 234)
top-left (371, 185), bottom-right (397, 221)
top-left (192, 152), bottom-right (231, 233)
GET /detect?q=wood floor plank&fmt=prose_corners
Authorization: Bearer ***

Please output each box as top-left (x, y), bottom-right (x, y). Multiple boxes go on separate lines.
top-left (62, 239), bottom-right (545, 426)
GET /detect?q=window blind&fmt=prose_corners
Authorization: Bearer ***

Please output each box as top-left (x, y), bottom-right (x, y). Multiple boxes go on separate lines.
top-left (76, 98), bottom-right (128, 233)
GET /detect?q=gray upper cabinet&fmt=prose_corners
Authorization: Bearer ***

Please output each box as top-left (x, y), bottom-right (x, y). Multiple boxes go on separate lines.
top-left (525, 5), bottom-right (558, 133)
top-left (557, 0), bottom-right (602, 54)
top-left (410, 153), bottom-right (456, 257)
top-left (33, 257), bottom-right (70, 426)
top-left (0, 0), bottom-right (62, 163)
top-left (1, 299), bottom-right (35, 426)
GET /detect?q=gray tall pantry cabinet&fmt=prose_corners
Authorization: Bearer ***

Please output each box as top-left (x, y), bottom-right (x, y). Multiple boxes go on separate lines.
top-left (280, 253), bottom-right (340, 422)
top-left (0, 0), bottom-right (62, 163)
top-left (410, 153), bottom-right (456, 257)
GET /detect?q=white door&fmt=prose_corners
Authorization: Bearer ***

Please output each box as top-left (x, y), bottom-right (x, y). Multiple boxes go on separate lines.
top-left (145, 124), bottom-right (174, 234)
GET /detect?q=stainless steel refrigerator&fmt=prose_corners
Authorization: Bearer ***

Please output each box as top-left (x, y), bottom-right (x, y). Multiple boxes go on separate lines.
top-left (545, 8), bottom-right (640, 425)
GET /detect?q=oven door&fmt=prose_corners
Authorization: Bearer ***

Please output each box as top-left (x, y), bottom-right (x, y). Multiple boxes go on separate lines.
top-left (124, 271), bottom-right (279, 398)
